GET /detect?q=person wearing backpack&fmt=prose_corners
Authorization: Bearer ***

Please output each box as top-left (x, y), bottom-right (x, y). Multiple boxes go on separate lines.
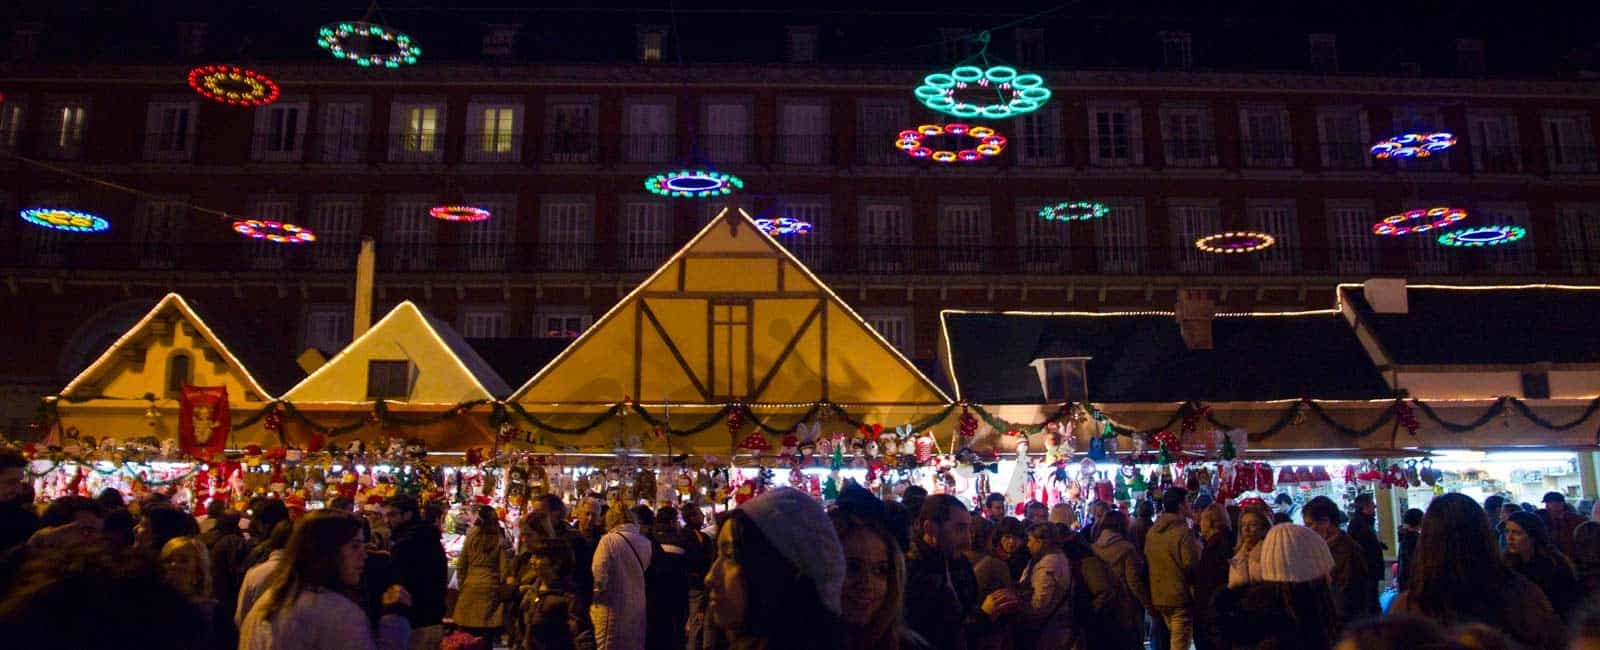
top-left (644, 506), bottom-right (690, 650)
top-left (1017, 523), bottom-right (1076, 648)
top-left (592, 502), bottom-right (652, 650)
top-left (1064, 527), bottom-right (1141, 649)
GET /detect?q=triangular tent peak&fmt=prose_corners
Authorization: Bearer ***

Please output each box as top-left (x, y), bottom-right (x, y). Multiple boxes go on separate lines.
top-left (512, 205), bottom-right (951, 406)
top-left (282, 301), bottom-right (511, 404)
top-left (60, 293), bottom-right (282, 402)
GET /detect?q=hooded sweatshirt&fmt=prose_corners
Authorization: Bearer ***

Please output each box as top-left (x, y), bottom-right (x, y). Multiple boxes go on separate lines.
top-left (1143, 513), bottom-right (1202, 608)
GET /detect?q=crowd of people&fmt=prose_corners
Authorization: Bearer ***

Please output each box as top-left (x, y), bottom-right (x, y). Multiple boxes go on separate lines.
top-left (7, 445), bottom-right (1600, 649)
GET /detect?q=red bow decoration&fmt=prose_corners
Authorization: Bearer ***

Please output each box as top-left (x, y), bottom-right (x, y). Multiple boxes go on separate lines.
top-left (858, 424), bottom-right (883, 440)
top-left (737, 432), bottom-right (772, 452)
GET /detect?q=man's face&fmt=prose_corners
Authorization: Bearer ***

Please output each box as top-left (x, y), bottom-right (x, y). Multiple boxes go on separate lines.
top-left (1090, 502), bottom-right (1109, 521)
top-left (923, 507), bottom-right (972, 557)
top-left (0, 467), bottom-right (25, 504)
top-left (683, 506), bottom-right (705, 531)
top-left (1359, 501), bottom-right (1377, 517)
top-left (986, 500), bottom-right (1006, 520)
top-left (381, 506), bottom-right (410, 529)
top-left (1548, 501), bottom-right (1567, 516)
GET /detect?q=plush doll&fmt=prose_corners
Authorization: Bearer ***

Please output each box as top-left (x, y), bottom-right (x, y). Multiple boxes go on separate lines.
top-left (779, 435), bottom-right (799, 468)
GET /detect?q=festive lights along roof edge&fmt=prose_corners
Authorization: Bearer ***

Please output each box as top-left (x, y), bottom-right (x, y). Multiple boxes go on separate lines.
top-left (59, 293), bottom-right (277, 400)
top-left (278, 301), bottom-right (505, 405)
top-left (507, 206), bottom-right (953, 404)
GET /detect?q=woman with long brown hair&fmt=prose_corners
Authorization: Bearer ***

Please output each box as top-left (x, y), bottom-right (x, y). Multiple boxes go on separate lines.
top-left (453, 504), bottom-right (512, 645)
top-left (829, 497), bottom-right (917, 650)
top-left (1504, 510), bottom-right (1582, 621)
top-left (239, 509), bottom-right (411, 650)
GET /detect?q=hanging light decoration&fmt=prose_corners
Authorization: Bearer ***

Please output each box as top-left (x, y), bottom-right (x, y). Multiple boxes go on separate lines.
top-left (895, 123), bottom-right (1007, 163)
top-left (1371, 207), bottom-right (1468, 236)
top-left (232, 219), bottom-right (317, 244)
top-left (645, 169), bottom-right (744, 198)
top-left (1437, 225), bottom-right (1527, 247)
top-left (1370, 132), bottom-right (1457, 159)
top-left (754, 217), bottom-right (813, 237)
top-left (19, 208), bottom-right (110, 233)
top-left (914, 65), bottom-right (1051, 119)
top-left (1038, 201), bottom-right (1110, 222)
top-left (1195, 231), bottom-right (1277, 254)
top-left (187, 65), bottom-right (281, 107)
top-left (316, 22), bottom-right (421, 68)
top-left (429, 205), bottom-right (492, 222)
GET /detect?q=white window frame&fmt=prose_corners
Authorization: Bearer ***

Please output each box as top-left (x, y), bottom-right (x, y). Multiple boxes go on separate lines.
top-left (247, 197), bottom-right (295, 270)
top-left (1015, 106), bottom-right (1063, 166)
top-left (938, 200), bottom-right (990, 273)
top-left (310, 196), bottom-right (361, 270)
top-left (1018, 200), bottom-right (1071, 274)
top-left (1168, 200), bottom-right (1220, 273)
top-left (1160, 31), bottom-right (1193, 68)
top-left (625, 99), bottom-right (675, 163)
top-left (1391, 105), bottom-right (1450, 171)
top-left (253, 101), bottom-right (309, 162)
top-left (546, 99), bottom-right (598, 163)
top-left (859, 199), bottom-right (912, 273)
top-left (703, 99), bottom-right (753, 164)
top-left (318, 100), bottom-right (368, 163)
top-left (1557, 204), bottom-right (1600, 275)
top-left (637, 26), bottom-right (666, 63)
top-left (863, 309), bottom-right (913, 356)
top-left (1326, 200), bottom-right (1377, 274)
top-left (1466, 109), bottom-right (1521, 173)
top-left (383, 196), bottom-right (436, 271)
top-left (857, 100), bottom-right (909, 165)
top-left (465, 100), bottom-right (523, 163)
top-left (1543, 110), bottom-right (1597, 173)
top-left (389, 100), bottom-right (445, 163)
top-left (1160, 104), bottom-right (1215, 167)
top-left (461, 193), bottom-right (516, 271)
top-left (1246, 200), bottom-right (1298, 274)
top-left (1015, 28), bottom-right (1046, 65)
top-left (0, 100), bottom-right (25, 153)
top-left (1308, 33), bottom-right (1339, 73)
top-left (47, 99), bottom-right (88, 160)
top-left (785, 26), bottom-right (817, 63)
top-left (302, 306), bottom-right (353, 355)
top-left (1316, 106), bottom-right (1371, 169)
top-left (541, 196), bottom-right (594, 271)
top-left (1480, 202), bottom-right (1535, 274)
top-left (135, 196), bottom-right (188, 268)
top-left (534, 307), bottom-right (593, 338)
top-left (777, 100), bottom-right (829, 164)
top-left (1456, 38), bottom-right (1486, 74)
top-left (482, 24), bottom-right (518, 59)
top-left (1400, 199), bottom-right (1454, 275)
top-left (1089, 102), bottom-right (1143, 167)
top-left (144, 100), bottom-right (196, 161)
top-left (20, 191), bottom-right (69, 265)
top-left (1240, 105), bottom-right (1294, 168)
top-left (622, 199), bottom-right (671, 271)
top-left (459, 306), bottom-right (510, 339)
top-left (776, 198), bottom-right (831, 270)
top-left (1096, 199), bottom-right (1146, 273)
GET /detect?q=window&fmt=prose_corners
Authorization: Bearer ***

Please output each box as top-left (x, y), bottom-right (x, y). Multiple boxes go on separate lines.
top-left (1327, 201), bottom-right (1376, 274)
top-left (10, 23), bottom-right (41, 62)
top-left (461, 194), bottom-right (514, 271)
top-left (1241, 105), bottom-right (1293, 168)
top-left (1090, 103), bottom-right (1142, 166)
top-left (786, 27), bottom-right (817, 63)
top-left (1015, 28), bottom-right (1046, 65)
top-left (623, 200), bottom-right (670, 270)
top-left (1308, 34), bottom-right (1338, 73)
top-left (467, 102), bottom-right (522, 162)
top-left (1018, 202), bottom-right (1071, 273)
top-left (547, 102), bottom-right (597, 163)
top-left (310, 197), bottom-right (360, 270)
top-left (391, 102), bottom-right (443, 162)
top-left (860, 201), bottom-right (911, 273)
top-left (303, 307), bottom-right (352, 354)
top-left (542, 198), bottom-right (593, 271)
top-left (165, 353), bottom-right (192, 399)
top-left (460, 308), bottom-right (509, 339)
top-left (1015, 106), bottom-right (1063, 166)
top-left (638, 26), bottom-right (666, 63)
top-left (938, 28), bottom-right (974, 61)
top-left (535, 309), bottom-right (592, 338)
top-left (938, 203), bottom-right (989, 272)
top-left (1160, 31), bottom-right (1192, 68)
top-left (21, 191), bottom-right (70, 265)
top-left (778, 103), bottom-right (827, 164)
top-left (1317, 106), bottom-right (1369, 169)
top-left (1400, 200), bottom-right (1453, 274)
top-left (1096, 201), bottom-right (1146, 273)
top-left (177, 23), bottom-right (206, 58)
top-left (48, 101), bottom-right (87, 160)
top-left (1246, 201), bottom-right (1298, 273)
top-left (1160, 104), bottom-right (1214, 167)
top-left (864, 311), bottom-right (912, 355)
top-left (626, 101), bottom-right (673, 162)
top-left (1169, 201), bottom-right (1220, 273)
top-left (0, 101), bottom-right (22, 152)
top-left (366, 360), bottom-right (412, 399)
top-left (857, 101), bottom-right (908, 165)
top-left (482, 24), bottom-right (518, 59)
top-left (776, 199), bottom-right (830, 270)
top-left (1544, 111), bottom-right (1597, 173)
top-left (253, 102), bottom-right (307, 161)
top-left (144, 101), bottom-right (194, 161)
top-left (1392, 105), bottom-right (1448, 170)
top-left (383, 197), bottom-right (435, 271)
top-left (704, 102), bottom-right (751, 163)
top-left (1480, 202), bottom-right (1534, 274)
top-left (248, 199), bottom-right (294, 270)
top-left (1457, 38), bottom-right (1486, 74)
top-left (319, 101), bottom-right (367, 163)
top-left (710, 302), bottom-right (752, 399)
top-left (135, 198), bottom-right (187, 268)
top-left (1558, 204), bottom-right (1600, 275)
top-left (1467, 110), bottom-right (1521, 173)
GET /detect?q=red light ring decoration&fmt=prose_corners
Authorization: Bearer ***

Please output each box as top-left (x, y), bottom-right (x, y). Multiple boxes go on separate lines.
top-left (1370, 132), bottom-right (1456, 159)
top-left (429, 205), bottom-right (492, 222)
top-left (187, 65), bottom-right (281, 107)
top-left (232, 219), bottom-right (316, 244)
top-left (895, 123), bottom-right (1007, 163)
top-left (1372, 207), bottom-right (1467, 236)
top-left (1195, 231), bottom-right (1277, 254)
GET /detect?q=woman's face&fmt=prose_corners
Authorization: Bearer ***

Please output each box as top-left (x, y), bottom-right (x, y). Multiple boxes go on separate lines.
top-left (161, 546), bottom-right (201, 597)
top-left (706, 524), bottom-right (747, 632)
top-left (1240, 514), bottom-right (1268, 544)
top-left (840, 529), bottom-right (891, 629)
top-left (339, 531), bottom-right (368, 587)
top-left (999, 533), bottom-right (1024, 557)
top-left (1505, 521), bottom-right (1531, 556)
top-left (533, 555), bottom-right (558, 584)
top-left (1026, 533), bottom-right (1049, 558)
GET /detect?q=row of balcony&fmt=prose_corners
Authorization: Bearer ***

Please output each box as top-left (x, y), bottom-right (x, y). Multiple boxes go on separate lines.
top-left (6, 241), bottom-right (1593, 277)
top-left (6, 131), bottom-right (1598, 175)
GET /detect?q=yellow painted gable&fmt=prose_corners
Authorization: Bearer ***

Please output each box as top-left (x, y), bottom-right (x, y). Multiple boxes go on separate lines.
top-left (514, 206), bottom-right (950, 407)
top-left (282, 302), bottom-right (500, 405)
top-left (60, 294), bottom-right (272, 404)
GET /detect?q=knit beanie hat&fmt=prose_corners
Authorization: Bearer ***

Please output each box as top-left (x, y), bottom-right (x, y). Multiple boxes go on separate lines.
top-left (738, 487), bottom-right (846, 614)
top-left (1257, 523), bottom-right (1336, 583)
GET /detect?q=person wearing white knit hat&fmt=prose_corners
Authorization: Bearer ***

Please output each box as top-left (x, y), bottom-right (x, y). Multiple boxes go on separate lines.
top-left (706, 487), bottom-right (846, 648)
top-left (1213, 524), bottom-right (1342, 650)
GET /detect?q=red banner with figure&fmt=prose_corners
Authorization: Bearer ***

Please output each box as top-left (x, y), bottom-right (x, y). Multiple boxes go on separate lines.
top-left (180, 385), bottom-right (230, 460)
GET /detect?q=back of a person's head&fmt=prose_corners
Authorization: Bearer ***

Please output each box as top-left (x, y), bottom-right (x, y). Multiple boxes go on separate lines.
top-left (40, 496), bottom-right (102, 528)
top-left (1258, 524), bottom-right (1335, 583)
top-left (0, 544), bottom-right (204, 649)
top-left (1272, 512), bottom-right (1292, 525)
top-left (141, 506), bottom-right (197, 549)
top-left (264, 510), bottom-right (362, 620)
top-left (328, 496), bottom-right (356, 513)
top-left (102, 508), bottom-right (136, 545)
top-left (630, 504), bottom-right (655, 527)
top-left (1302, 496), bottom-right (1341, 525)
top-left (1404, 508), bottom-right (1425, 528)
top-left (902, 485), bottom-right (928, 501)
top-left (918, 494), bottom-right (964, 525)
top-left (0, 447), bottom-right (24, 472)
top-left (1134, 500), bottom-right (1154, 519)
top-left (252, 498), bottom-right (290, 531)
top-left (723, 509), bottom-right (842, 644)
top-left (1410, 493), bottom-right (1506, 621)
top-left (1336, 615), bottom-right (1455, 650)
top-left (1453, 622), bottom-right (1516, 650)
top-left (95, 488), bottom-right (125, 510)
top-left (1161, 487), bottom-right (1188, 514)
top-left (1200, 503), bottom-right (1232, 533)
top-left (383, 494), bottom-right (420, 519)
top-left (1098, 509), bottom-right (1130, 538)
top-left (1575, 522), bottom-right (1600, 566)
top-left (205, 497), bottom-right (227, 517)
top-left (1482, 494), bottom-right (1505, 513)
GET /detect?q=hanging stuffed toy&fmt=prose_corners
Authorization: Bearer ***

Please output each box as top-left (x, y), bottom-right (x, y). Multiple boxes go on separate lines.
top-left (779, 435), bottom-right (799, 468)
top-left (914, 432), bottom-right (935, 465)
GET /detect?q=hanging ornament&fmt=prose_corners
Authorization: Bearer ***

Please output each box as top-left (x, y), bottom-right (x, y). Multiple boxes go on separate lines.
top-left (1152, 431), bottom-right (1181, 466)
top-left (1219, 434), bottom-right (1237, 461)
top-left (958, 405), bottom-right (979, 441)
top-left (736, 431), bottom-right (772, 453)
top-left (726, 407), bottom-right (746, 438)
top-left (1396, 400), bottom-right (1420, 436)
top-left (263, 408), bottom-right (283, 432)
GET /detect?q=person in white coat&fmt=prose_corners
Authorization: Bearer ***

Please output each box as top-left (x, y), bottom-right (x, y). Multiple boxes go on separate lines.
top-left (591, 503), bottom-right (652, 650)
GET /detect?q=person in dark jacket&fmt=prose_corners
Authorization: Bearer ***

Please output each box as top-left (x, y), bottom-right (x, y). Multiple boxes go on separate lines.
top-left (383, 494), bottom-right (448, 649)
top-left (1504, 510), bottom-right (1582, 622)
top-left (1540, 492), bottom-right (1586, 559)
top-left (0, 448), bottom-right (37, 554)
top-left (1193, 503), bottom-right (1235, 650)
top-left (1304, 496), bottom-right (1375, 627)
top-left (904, 494), bottom-right (1017, 650)
top-left (1395, 508), bottom-right (1423, 591)
top-left (197, 508), bottom-right (249, 647)
top-left (1347, 494), bottom-right (1388, 597)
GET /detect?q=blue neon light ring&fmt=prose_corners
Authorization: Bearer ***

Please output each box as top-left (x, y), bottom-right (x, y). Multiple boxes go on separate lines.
top-left (317, 22), bottom-right (421, 68)
top-left (754, 217), bottom-right (813, 237)
top-left (1038, 201), bottom-right (1110, 222)
top-left (1437, 225), bottom-right (1526, 247)
top-left (914, 65), bottom-right (1050, 119)
top-left (20, 208), bottom-right (109, 233)
top-left (1370, 132), bottom-right (1456, 160)
top-left (644, 169), bottom-right (745, 198)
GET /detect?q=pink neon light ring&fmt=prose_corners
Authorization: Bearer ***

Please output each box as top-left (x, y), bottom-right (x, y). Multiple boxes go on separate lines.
top-left (1372, 207), bottom-right (1467, 236)
top-left (232, 219), bottom-right (316, 244)
top-left (429, 205), bottom-right (493, 222)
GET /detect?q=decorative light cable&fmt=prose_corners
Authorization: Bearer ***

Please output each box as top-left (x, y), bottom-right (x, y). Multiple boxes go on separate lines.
top-left (913, 31), bottom-right (1050, 119)
top-left (1372, 207), bottom-right (1467, 236)
top-left (1437, 225), bottom-right (1527, 247)
top-left (644, 169), bottom-right (744, 198)
top-left (754, 217), bottom-right (813, 237)
top-left (19, 208), bottom-right (110, 233)
top-left (896, 123), bottom-right (1007, 163)
top-left (429, 205), bottom-right (492, 222)
top-left (232, 219), bottom-right (317, 244)
top-left (1195, 231), bottom-right (1277, 254)
top-left (1038, 201), bottom-right (1110, 222)
top-left (186, 65), bottom-right (281, 107)
top-left (316, 22), bottom-right (420, 68)
top-left (1370, 132), bottom-right (1456, 159)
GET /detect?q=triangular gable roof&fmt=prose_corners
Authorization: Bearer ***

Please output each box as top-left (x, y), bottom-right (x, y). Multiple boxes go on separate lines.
top-left (282, 301), bottom-right (511, 403)
top-left (511, 206), bottom-right (950, 405)
top-left (60, 293), bottom-right (299, 399)
top-left (941, 309), bottom-right (1391, 404)
top-left (1338, 283), bottom-right (1600, 366)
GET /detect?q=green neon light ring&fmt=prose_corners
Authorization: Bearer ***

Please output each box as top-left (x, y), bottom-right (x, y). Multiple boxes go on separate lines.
top-left (316, 21), bottom-right (421, 68)
top-left (644, 169), bottom-right (745, 198)
top-left (1038, 201), bottom-right (1111, 222)
top-left (1437, 225), bottom-right (1527, 247)
top-left (914, 64), bottom-right (1051, 119)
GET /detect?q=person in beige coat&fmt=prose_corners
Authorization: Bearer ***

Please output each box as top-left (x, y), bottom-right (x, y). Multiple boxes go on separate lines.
top-left (1093, 510), bottom-right (1153, 646)
top-left (453, 505), bottom-right (511, 646)
top-left (1144, 488), bottom-right (1201, 650)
